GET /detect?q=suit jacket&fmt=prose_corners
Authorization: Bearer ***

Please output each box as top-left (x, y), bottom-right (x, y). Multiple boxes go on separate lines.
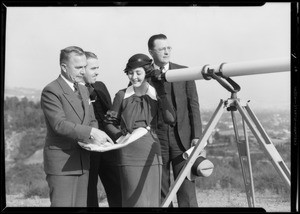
top-left (90, 81), bottom-right (112, 131)
top-left (41, 75), bottom-right (98, 175)
top-left (157, 62), bottom-right (202, 151)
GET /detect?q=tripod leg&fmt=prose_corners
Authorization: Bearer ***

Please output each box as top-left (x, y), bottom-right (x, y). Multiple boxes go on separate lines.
top-left (242, 119), bottom-right (256, 206)
top-left (161, 99), bottom-right (226, 207)
top-left (231, 111), bottom-right (256, 207)
top-left (235, 100), bottom-right (291, 187)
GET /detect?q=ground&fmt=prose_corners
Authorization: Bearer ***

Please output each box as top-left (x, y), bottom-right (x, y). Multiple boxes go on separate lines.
top-left (5, 189), bottom-right (290, 212)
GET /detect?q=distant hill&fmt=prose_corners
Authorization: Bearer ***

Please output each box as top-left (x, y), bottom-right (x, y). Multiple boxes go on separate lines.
top-left (4, 87), bottom-right (42, 103)
top-left (3, 86), bottom-right (290, 110)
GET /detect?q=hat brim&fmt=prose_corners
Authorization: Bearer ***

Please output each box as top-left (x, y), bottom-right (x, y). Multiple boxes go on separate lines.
top-left (124, 60), bottom-right (152, 72)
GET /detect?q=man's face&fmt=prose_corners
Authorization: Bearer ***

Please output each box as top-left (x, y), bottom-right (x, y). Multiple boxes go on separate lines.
top-left (61, 53), bottom-right (87, 83)
top-left (149, 39), bottom-right (172, 66)
top-left (83, 57), bottom-right (99, 84)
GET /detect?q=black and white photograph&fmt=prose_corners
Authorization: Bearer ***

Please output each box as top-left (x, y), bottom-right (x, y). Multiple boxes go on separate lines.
top-left (2, 2), bottom-right (295, 212)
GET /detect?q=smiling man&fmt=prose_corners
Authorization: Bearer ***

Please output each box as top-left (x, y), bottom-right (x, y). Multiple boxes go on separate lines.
top-left (83, 51), bottom-right (122, 207)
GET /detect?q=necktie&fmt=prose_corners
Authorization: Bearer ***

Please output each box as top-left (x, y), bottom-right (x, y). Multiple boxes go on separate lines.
top-left (161, 66), bottom-right (177, 121)
top-left (73, 82), bottom-right (82, 100)
top-left (85, 83), bottom-right (95, 95)
top-left (85, 83), bottom-right (97, 101)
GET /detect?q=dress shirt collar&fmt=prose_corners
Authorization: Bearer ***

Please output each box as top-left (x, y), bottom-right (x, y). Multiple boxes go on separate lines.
top-left (154, 63), bottom-right (170, 73)
top-left (124, 83), bottom-right (157, 101)
top-left (60, 74), bottom-right (75, 91)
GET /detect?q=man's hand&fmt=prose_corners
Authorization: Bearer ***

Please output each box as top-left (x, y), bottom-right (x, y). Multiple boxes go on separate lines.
top-left (90, 128), bottom-right (114, 145)
top-left (149, 70), bottom-right (167, 97)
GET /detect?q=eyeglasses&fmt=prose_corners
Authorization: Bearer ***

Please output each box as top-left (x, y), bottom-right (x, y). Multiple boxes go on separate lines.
top-left (153, 46), bottom-right (172, 53)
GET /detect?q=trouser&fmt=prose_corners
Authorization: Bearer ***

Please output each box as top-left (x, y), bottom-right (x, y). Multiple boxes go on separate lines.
top-left (159, 127), bottom-right (198, 207)
top-left (46, 172), bottom-right (89, 207)
top-left (87, 151), bottom-right (122, 207)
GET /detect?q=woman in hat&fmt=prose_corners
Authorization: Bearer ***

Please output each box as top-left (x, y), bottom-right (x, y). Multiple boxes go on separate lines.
top-left (104, 53), bottom-right (175, 207)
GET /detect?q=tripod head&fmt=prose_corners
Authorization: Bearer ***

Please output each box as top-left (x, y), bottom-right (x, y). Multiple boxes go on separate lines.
top-left (202, 63), bottom-right (241, 111)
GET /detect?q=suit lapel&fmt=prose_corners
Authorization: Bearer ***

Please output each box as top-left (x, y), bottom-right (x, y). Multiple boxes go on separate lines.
top-left (92, 83), bottom-right (111, 110)
top-left (57, 76), bottom-right (85, 121)
top-left (95, 89), bottom-right (109, 109)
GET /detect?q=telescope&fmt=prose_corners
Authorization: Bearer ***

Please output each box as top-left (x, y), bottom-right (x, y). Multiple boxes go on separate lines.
top-left (160, 56), bottom-right (291, 208)
top-left (160, 57), bottom-right (290, 82)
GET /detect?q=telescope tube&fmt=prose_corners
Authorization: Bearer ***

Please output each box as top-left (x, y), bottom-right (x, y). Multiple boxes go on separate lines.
top-left (165, 57), bottom-right (290, 82)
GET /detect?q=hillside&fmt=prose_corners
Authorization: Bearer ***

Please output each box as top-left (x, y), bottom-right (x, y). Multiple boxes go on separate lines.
top-left (4, 87), bottom-right (42, 103)
top-left (3, 95), bottom-right (291, 210)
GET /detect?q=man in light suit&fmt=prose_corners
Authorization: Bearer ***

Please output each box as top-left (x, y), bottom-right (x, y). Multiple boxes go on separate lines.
top-left (83, 51), bottom-right (122, 207)
top-left (148, 34), bottom-right (202, 207)
top-left (41, 46), bottom-right (113, 207)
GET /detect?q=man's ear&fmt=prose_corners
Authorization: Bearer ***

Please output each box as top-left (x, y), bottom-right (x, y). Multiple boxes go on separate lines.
top-left (61, 63), bottom-right (67, 73)
top-left (148, 49), bottom-right (154, 57)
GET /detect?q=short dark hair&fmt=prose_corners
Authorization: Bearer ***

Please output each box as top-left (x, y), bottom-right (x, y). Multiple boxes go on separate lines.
top-left (148, 34), bottom-right (168, 50)
top-left (60, 46), bottom-right (85, 64)
top-left (84, 51), bottom-right (98, 60)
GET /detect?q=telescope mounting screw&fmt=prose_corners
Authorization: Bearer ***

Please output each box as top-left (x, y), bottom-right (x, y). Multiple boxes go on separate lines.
top-left (201, 64), bottom-right (212, 80)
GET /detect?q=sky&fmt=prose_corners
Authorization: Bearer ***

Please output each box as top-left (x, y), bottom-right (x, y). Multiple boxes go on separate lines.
top-left (4, 3), bottom-right (291, 110)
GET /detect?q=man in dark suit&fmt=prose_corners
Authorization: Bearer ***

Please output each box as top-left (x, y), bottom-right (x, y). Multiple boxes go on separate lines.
top-left (148, 34), bottom-right (202, 207)
top-left (41, 46), bottom-right (113, 207)
top-left (83, 51), bottom-right (122, 207)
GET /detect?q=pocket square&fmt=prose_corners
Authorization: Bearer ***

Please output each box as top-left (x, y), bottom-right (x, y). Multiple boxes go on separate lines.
top-left (89, 99), bottom-right (96, 105)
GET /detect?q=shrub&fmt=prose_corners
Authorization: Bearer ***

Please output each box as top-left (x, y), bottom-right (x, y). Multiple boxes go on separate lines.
top-left (207, 149), bottom-right (226, 157)
top-left (253, 161), bottom-right (289, 194)
top-left (24, 180), bottom-right (49, 198)
top-left (196, 157), bottom-right (243, 190)
top-left (196, 156), bottom-right (257, 191)
top-left (5, 183), bottom-right (27, 195)
top-left (6, 163), bottom-right (46, 195)
top-left (16, 129), bottom-right (46, 161)
top-left (228, 156), bottom-right (239, 170)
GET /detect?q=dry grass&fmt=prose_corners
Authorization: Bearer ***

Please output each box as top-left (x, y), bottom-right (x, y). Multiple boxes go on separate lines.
top-left (5, 189), bottom-right (290, 212)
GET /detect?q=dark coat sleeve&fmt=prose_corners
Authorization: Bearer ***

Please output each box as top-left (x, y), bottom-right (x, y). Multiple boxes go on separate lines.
top-left (149, 79), bottom-right (176, 126)
top-left (103, 90), bottom-right (125, 141)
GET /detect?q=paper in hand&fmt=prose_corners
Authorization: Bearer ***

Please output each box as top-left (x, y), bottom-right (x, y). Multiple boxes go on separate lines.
top-left (78, 127), bottom-right (149, 152)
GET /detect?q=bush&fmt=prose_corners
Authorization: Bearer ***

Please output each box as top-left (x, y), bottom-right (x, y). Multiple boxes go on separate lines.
top-left (6, 162), bottom-right (109, 201)
top-left (4, 97), bottom-right (45, 131)
top-left (16, 129), bottom-right (46, 161)
top-left (208, 149), bottom-right (226, 157)
top-left (196, 157), bottom-right (243, 190)
top-left (253, 161), bottom-right (289, 194)
top-left (24, 180), bottom-right (49, 198)
top-left (228, 156), bottom-right (240, 170)
top-left (6, 163), bottom-right (46, 195)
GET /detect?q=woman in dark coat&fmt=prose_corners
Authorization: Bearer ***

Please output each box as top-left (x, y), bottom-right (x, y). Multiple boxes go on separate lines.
top-left (104, 53), bottom-right (175, 207)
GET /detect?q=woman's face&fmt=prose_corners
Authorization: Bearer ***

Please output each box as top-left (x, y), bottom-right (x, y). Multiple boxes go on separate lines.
top-left (127, 67), bottom-right (146, 88)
